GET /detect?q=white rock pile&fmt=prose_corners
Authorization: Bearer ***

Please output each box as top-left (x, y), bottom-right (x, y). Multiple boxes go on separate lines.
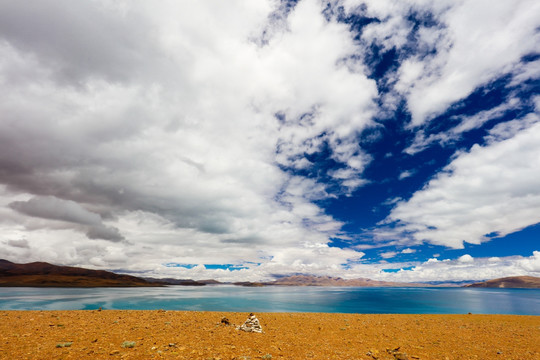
top-left (238, 313), bottom-right (263, 333)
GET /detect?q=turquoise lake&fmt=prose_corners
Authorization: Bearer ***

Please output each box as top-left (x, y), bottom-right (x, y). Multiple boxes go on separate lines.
top-left (0, 286), bottom-right (539, 314)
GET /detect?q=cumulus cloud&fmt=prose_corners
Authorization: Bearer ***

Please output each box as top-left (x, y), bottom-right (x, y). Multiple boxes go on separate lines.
top-left (404, 97), bottom-right (524, 155)
top-left (0, 0), bottom-right (371, 274)
top-left (457, 254), bottom-right (474, 263)
top-left (401, 248), bottom-right (416, 254)
top-left (386, 119), bottom-right (540, 248)
top-left (380, 251), bottom-right (398, 259)
top-left (519, 251), bottom-right (540, 272)
top-left (366, 252), bottom-right (540, 283)
top-left (341, 0), bottom-right (540, 126)
top-left (396, 0), bottom-right (540, 126)
top-left (0, 0), bottom-right (537, 281)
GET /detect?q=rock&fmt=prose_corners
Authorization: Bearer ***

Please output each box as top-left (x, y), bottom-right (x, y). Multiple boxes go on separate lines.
top-left (238, 313), bottom-right (263, 333)
top-left (221, 317), bottom-right (230, 325)
top-left (386, 346), bottom-right (409, 360)
top-left (394, 353), bottom-right (409, 360)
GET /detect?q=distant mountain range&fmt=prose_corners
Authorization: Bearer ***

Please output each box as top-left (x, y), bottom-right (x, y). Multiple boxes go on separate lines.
top-left (464, 276), bottom-right (540, 288)
top-left (259, 275), bottom-right (433, 287)
top-left (0, 259), bottom-right (162, 287)
top-left (1, 259), bottom-right (539, 288)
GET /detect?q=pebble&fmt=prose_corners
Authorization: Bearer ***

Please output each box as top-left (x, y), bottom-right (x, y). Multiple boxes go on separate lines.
top-left (394, 353), bottom-right (409, 360)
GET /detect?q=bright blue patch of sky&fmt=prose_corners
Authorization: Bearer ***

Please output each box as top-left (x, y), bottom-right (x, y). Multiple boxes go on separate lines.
top-left (163, 263), bottom-right (197, 269)
top-left (382, 266), bottom-right (415, 273)
top-left (163, 263), bottom-right (251, 271)
top-left (203, 264), bottom-right (250, 271)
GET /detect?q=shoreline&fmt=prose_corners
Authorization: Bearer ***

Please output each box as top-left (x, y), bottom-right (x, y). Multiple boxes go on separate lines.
top-left (1, 311), bottom-right (539, 359)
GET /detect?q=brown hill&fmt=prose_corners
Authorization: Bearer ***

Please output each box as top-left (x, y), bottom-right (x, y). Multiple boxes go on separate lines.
top-left (265, 275), bottom-right (431, 287)
top-left (0, 259), bottom-right (163, 287)
top-left (465, 276), bottom-right (540, 288)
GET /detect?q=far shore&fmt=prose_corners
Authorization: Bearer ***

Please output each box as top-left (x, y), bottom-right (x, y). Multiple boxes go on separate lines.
top-left (0, 310), bottom-right (538, 359)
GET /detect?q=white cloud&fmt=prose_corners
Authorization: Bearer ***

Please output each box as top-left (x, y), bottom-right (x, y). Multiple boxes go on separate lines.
top-left (452, 98), bottom-right (521, 134)
top-left (398, 0), bottom-right (540, 126)
top-left (510, 59), bottom-right (540, 86)
top-left (343, 252), bottom-right (540, 283)
top-left (485, 112), bottom-right (540, 144)
top-left (398, 170), bottom-right (415, 180)
top-left (343, 0), bottom-right (540, 126)
top-left (458, 254), bottom-right (473, 263)
top-left (380, 251), bottom-right (398, 259)
top-left (386, 118), bottom-right (540, 248)
top-left (126, 251), bottom-right (540, 283)
top-left (0, 0), bottom-right (537, 282)
top-left (0, 0), bottom-right (372, 274)
top-left (404, 97), bottom-right (524, 155)
top-left (401, 248), bottom-right (416, 254)
top-left (519, 251), bottom-right (540, 272)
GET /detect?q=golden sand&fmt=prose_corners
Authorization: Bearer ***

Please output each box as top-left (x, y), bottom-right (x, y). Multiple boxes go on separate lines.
top-left (0, 311), bottom-right (538, 359)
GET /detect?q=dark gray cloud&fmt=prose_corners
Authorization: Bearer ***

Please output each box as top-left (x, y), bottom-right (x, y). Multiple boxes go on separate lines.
top-left (10, 196), bottom-right (102, 225)
top-left (9, 196), bottom-right (124, 242)
top-left (86, 225), bottom-right (124, 242)
top-left (0, 0), bottom-right (156, 84)
top-left (7, 239), bottom-right (30, 249)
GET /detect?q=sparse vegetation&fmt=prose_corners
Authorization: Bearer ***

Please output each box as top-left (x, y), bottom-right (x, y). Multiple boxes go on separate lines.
top-left (56, 342), bottom-right (72, 348)
top-left (121, 341), bottom-right (136, 348)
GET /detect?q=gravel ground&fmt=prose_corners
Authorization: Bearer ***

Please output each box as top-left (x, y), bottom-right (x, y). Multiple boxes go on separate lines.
top-left (0, 310), bottom-right (538, 359)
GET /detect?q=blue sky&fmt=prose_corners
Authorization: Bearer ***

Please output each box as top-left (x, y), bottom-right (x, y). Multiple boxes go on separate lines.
top-left (0, 0), bottom-right (539, 282)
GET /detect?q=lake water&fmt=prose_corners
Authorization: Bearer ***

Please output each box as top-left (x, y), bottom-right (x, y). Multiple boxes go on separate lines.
top-left (0, 286), bottom-right (539, 315)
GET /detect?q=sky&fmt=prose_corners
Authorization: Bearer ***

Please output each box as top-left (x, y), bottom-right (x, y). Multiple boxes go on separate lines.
top-left (0, 0), bottom-right (539, 282)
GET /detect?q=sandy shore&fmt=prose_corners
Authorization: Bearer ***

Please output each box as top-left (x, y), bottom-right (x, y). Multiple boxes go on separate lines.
top-left (0, 311), bottom-right (538, 359)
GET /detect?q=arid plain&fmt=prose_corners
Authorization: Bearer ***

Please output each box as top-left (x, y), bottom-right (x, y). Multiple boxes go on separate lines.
top-left (0, 310), bottom-right (538, 360)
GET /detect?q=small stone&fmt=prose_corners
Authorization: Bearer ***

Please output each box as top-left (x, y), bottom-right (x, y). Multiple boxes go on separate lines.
top-left (110, 350), bottom-right (120, 355)
top-left (221, 317), bottom-right (230, 325)
top-left (394, 353), bottom-right (409, 360)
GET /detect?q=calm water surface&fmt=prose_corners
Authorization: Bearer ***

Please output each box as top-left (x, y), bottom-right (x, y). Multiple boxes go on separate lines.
top-left (0, 286), bottom-right (538, 314)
